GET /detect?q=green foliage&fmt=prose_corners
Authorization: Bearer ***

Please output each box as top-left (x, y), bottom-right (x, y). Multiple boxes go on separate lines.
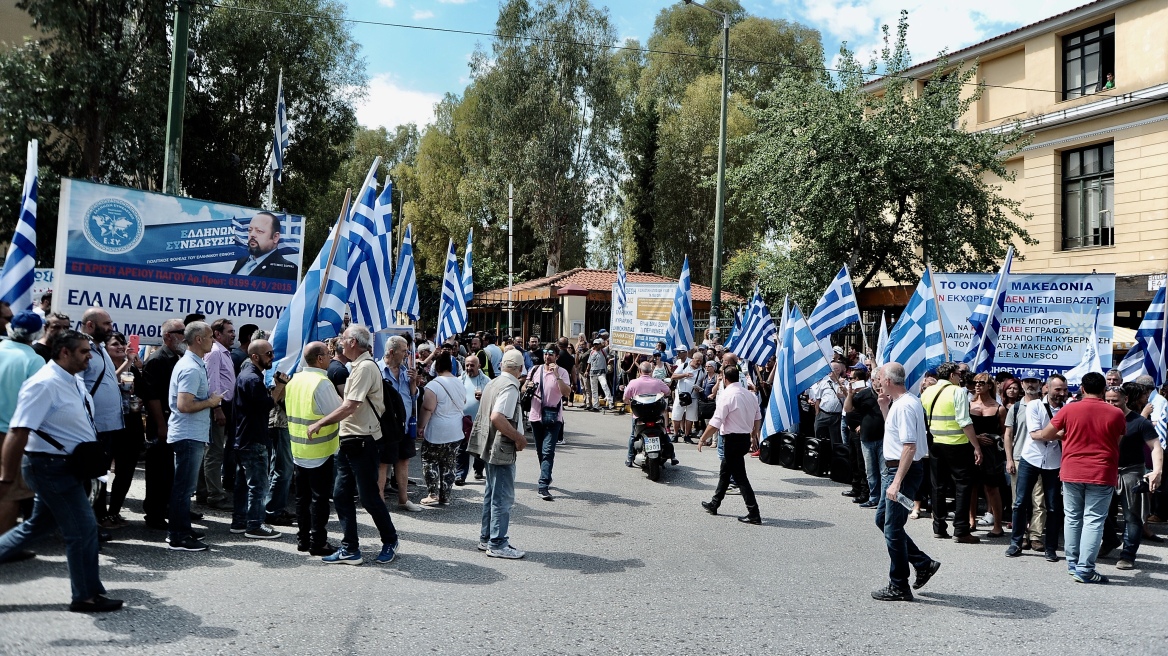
top-left (730, 12), bottom-right (1034, 302)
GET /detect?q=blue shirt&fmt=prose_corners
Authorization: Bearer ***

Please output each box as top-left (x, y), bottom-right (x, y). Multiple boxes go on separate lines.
top-left (168, 350), bottom-right (212, 443)
top-left (80, 341), bottom-right (124, 433)
top-left (484, 344), bottom-right (503, 377)
top-left (382, 361), bottom-right (417, 423)
top-left (0, 340), bottom-right (44, 432)
top-left (14, 361), bottom-right (98, 455)
top-left (460, 371), bottom-right (490, 417)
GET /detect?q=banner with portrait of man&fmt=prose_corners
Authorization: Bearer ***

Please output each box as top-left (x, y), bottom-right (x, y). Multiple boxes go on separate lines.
top-left (53, 178), bottom-right (305, 344)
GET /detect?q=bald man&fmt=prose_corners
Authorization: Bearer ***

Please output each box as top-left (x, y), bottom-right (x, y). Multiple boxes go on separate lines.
top-left (230, 339), bottom-right (282, 539)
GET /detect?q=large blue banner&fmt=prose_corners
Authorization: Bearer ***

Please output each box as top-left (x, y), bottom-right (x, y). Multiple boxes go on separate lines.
top-left (54, 179), bottom-right (304, 343)
top-left (933, 272), bottom-right (1115, 380)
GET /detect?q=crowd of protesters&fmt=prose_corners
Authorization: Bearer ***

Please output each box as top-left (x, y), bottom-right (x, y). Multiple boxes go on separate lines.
top-left (0, 300), bottom-right (1162, 610)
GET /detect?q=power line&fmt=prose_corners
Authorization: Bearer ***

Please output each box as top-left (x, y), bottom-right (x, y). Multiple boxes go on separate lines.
top-left (195, 1), bottom-right (1132, 101)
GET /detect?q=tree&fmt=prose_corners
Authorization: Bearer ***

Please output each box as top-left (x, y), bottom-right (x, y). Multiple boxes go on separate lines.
top-left (729, 12), bottom-right (1034, 302)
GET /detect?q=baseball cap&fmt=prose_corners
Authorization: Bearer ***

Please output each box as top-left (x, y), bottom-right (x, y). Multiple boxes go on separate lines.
top-left (592, 338), bottom-right (603, 345)
top-left (501, 349), bottom-right (525, 369)
top-left (850, 363), bottom-right (868, 373)
top-left (832, 345), bottom-right (844, 355)
top-left (11, 311), bottom-right (42, 334)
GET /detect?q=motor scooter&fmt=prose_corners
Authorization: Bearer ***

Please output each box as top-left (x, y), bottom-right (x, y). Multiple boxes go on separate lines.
top-left (629, 393), bottom-right (675, 481)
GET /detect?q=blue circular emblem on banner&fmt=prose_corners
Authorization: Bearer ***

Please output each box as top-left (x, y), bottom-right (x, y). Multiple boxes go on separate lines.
top-left (83, 198), bottom-right (144, 254)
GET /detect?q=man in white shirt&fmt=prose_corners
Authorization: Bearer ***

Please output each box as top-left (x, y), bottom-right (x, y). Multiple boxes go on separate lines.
top-left (1007, 373), bottom-right (1068, 561)
top-left (872, 362), bottom-right (940, 602)
top-left (1003, 376), bottom-right (1046, 551)
top-left (670, 353), bottom-right (703, 444)
top-left (812, 362), bottom-right (846, 449)
top-left (456, 355), bottom-right (490, 484)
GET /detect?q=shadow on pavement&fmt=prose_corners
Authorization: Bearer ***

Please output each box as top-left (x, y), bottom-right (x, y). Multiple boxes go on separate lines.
top-left (48, 589), bottom-right (238, 647)
top-left (524, 550), bottom-right (645, 574)
top-left (915, 591), bottom-right (1056, 619)
top-left (384, 553), bottom-right (506, 585)
top-left (781, 476), bottom-right (847, 488)
top-left (552, 489), bottom-right (651, 508)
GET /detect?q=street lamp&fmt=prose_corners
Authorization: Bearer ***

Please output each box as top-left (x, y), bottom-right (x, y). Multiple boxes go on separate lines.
top-left (683, 0), bottom-right (729, 334)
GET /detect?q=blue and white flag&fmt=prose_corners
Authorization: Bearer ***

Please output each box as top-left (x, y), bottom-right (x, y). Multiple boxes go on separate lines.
top-left (875, 310), bottom-right (889, 368)
top-left (615, 251), bottom-right (628, 311)
top-left (0, 140), bottom-right (38, 311)
top-left (724, 305), bottom-right (744, 352)
top-left (666, 256), bottom-right (695, 353)
top-left (436, 238), bottom-right (467, 345)
top-left (763, 301), bottom-right (831, 437)
top-left (347, 161), bottom-right (395, 331)
top-left (883, 266), bottom-right (947, 395)
top-left (1119, 284), bottom-right (1166, 385)
top-left (1065, 305), bottom-right (1103, 389)
top-left (735, 286), bottom-right (777, 366)
top-left (807, 265), bottom-right (862, 352)
top-left (270, 202), bottom-right (352, 376)
top-left (389, 224), bottom-right (420, 320)
top-left (1157, 408), bottom-right (1167, 450)
top-left (271, 71), bottom-right (291, 182)
top-left (375, 179), bottom-right (394, 234)
top-left (462, 228), bottom-right (474, 304)
top-left (963, 247), bottom-right (1013, 374)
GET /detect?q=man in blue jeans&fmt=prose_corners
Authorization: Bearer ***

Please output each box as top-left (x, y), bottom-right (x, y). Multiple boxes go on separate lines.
top-left (168, 322), bottom-right (223, 552)
top-left (231, 339), bottom-right (281, 540)
top-left (1034, 371), bottom-right (1126, 584)
top-left (872, 363), bottom-right (940, 602)
top-left (0, 330), bottom-right (123, 612)
top-left (525, 346), bottom-right (572, 500)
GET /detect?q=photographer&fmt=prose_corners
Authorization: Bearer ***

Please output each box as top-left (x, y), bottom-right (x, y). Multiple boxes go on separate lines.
top-left (525, 345), bottom-right (571, 500)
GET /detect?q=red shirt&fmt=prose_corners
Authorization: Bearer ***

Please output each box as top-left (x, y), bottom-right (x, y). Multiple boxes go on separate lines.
top-left (1049, 397), bottom-right (1125, 486)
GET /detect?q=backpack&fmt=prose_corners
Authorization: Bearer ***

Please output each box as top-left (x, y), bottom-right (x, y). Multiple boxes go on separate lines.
top-left (378, 380), bottom-right (407, 444)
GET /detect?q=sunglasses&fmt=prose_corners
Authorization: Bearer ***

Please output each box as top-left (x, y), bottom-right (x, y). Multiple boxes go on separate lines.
top-left (167, 329), bottom-right (184, 335)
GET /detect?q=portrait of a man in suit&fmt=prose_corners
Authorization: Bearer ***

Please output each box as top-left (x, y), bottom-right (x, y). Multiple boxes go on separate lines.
top-left (230, 211), bottom-right (298, 280)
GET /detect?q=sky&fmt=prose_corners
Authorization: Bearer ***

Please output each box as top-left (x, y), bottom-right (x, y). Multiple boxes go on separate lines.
top-left (344, 0), bottom-right (1090, 131)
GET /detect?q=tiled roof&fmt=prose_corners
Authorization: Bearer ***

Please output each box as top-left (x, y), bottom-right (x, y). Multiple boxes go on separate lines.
top-left (481, 267), bottom-right (741, 303)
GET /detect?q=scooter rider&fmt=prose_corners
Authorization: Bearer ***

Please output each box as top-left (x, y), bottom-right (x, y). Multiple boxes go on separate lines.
top-left (622, 361), bottom-right (671, 468)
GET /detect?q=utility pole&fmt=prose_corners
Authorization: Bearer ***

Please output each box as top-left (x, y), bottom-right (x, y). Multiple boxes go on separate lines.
top-left (162, 0), bottom-right (191, 195)
top-left (508, 182), bottom-right (514, 337)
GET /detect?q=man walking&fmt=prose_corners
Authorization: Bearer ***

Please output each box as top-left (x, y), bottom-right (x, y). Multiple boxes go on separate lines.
top-left (526, 345), bottom-right (572, 500)
top-left (1035, 372), bottom-right (1126, 583)
top-left (921, 362), bottom-right (983, 543)
top-left (1005, 374), bottom-right (1067, 560)
top-left (467, 349), bottom-right (528, 559)
top-left (200, 319), bottom-right (236, 510)
top-left (229, 339), bottom-right (281, 540)
top-left (307, 325), bottom-right (400, 565)
top-left (698, 366), bottom-right (763, 525)
top-left (871, 363), bottom-right (940, 602)
top-left (0, 330), bottom-right (123, 612)
top-left (286, 342), bottom-right (342, 556)
top-left (168, 322), bottom-right (223, 552)
top-left (456, 354), bottom-right (490, 484)
top-left (586, 339), bottom-right (611, 412)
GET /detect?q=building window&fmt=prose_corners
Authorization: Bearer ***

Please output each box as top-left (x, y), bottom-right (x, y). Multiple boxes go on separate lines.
top-left (1062, 142), bottom-right (1114, 250)
top-left (1063, 21), bottom-right (1114, 100)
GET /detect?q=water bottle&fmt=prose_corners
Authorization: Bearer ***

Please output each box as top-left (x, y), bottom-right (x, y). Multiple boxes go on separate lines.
top-left (896, 492), bottom-right (914, 510)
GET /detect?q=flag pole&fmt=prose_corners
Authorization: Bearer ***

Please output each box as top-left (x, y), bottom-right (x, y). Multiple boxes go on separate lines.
top-left (926, 263), bottom-right (950, 362)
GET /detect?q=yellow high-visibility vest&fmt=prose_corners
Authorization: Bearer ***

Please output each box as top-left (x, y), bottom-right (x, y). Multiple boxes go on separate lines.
top-left (286, 370), bottom-right (340, 460)
top-left (921, 381), bottom-right (967, 445)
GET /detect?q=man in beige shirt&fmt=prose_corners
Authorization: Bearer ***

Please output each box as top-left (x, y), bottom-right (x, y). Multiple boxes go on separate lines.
top-left (308, 325), bottom-right (399, 565)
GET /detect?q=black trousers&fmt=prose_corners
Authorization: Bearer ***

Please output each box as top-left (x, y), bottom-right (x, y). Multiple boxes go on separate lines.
top-left (92, 427), bottom-right (144, 519)
top-left (847, 431), bottom-right (868, 497)
top-left (815, 412), bottom-right (842, 446)
top-left (931, 441), bottom-right (978, 537)
top-left (711, 433), bottom-right (759, 513)
top-left (143, 439), bottom-right (174, 523)
top-left (295, 456), bottom-right (336, 548)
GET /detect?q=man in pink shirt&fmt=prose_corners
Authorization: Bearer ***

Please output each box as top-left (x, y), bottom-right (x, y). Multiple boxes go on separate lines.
top-left (525, 345), bottom-right (572, 500)
top-left (623, 361), bottom-right (671, 467)
top-left (698, 366), bottom-right (762, 524)
top-left (200, 318), bottom-right (237, 510)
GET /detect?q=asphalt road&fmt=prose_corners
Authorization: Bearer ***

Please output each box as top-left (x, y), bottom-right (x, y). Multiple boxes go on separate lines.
top-left (1, 406), bottom-right (1166, 655)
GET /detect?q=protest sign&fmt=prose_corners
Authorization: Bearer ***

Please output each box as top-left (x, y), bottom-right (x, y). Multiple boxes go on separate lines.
top-left (609, 283), bottom-right (675, 354)
top-left (933, 272), bottom-right (1115, 379)
top-left (54, 179), bottom-right (304, 344)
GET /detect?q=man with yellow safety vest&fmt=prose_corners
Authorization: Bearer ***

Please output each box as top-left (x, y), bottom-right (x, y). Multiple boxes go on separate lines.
top-left (921, 362), bottom-right (984, 544)
top-left (285, 341), bottom-right (342, 557)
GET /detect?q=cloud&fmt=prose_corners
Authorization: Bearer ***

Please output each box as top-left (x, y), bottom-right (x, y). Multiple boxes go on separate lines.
top-left (437, 0), bottom-right (474, 3)
top-left (378, 0), bottom-right (395, 6)
top-left (788, 0), bottom-right (1086, 67)
top-left (355, 74), bottom-right (442, 131)
top-left (413, 9), bottom-right (435, 20)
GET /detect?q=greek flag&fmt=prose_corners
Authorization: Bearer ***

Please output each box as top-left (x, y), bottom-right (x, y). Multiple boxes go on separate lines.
top-left (735, 286), bottom-right (777, 366)
top-left (462, 229), bottom-right (474, 304)
top-left (875, 310), bottom-right (889, 368)
top-left (807, 265), bottom-right (862, 352)
top-left (615, 251), bottom-right (628, 311)
top-left (232, 214), bottom-right (301, 249)
top-left (724, 305), bottom-right (744, 352)
top-left (882, 266), bottom-right (946, 395)
top-left (1065, 305), bottom-right (1103, 389)
top-left (347, 162), bottom-right (395, 331)
top-left (389, 224), bottom-right (419, 320)
top-left (963, 247), bottom-right (1014, 374)
top-left (270, 200), bottom-right (353, 376)
top-left (271, 71), bottom-right (290, 182)
top-left (666, 256), bottom-right (695, 353)
top-left (436, 238), bottom-right (467, 345)
top-left (763, 301), bottom-right (831, 436)
top-left (0, 140), bottom-right (38, 311)
top-left (1119, 284), bottom-right (1166, 385)
top-left (375, 179), bottom-right (394, 233)
top-left (1157, 409), bottom-right (1167, 450)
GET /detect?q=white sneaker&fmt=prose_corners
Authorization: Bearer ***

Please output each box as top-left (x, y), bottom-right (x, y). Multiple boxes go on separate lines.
top-left (477, 541), bottom-right (489, 551)
top-left (399, 500), bottom-right (424, 512)
top-left (487, 545), bottom-right (526, 559)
